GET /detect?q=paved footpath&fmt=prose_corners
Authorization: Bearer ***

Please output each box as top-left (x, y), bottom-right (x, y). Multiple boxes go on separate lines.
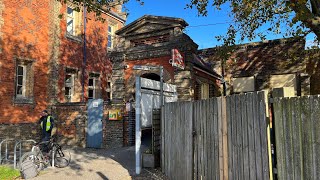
top-left (29, 146), bottom-right (165, 180)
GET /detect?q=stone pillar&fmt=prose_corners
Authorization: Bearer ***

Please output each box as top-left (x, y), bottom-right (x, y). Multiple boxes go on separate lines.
top-left (174, 70), bottom-right (193, 101)
top-left (111, 55), bottom-right (126, 104)
top-left (48, 1), bottom-right (62, 105)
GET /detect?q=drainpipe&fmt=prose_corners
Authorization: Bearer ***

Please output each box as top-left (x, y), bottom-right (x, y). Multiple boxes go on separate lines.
top-left (82, 1), bottom-right (87, 102)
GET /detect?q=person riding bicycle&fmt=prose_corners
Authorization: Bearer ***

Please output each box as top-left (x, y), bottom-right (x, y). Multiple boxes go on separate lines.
top-left (38, 110), bottom-right (54, 152)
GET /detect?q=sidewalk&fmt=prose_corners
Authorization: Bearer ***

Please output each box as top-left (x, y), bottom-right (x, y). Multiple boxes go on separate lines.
top-left (30, 146), bottom-right (167, 180)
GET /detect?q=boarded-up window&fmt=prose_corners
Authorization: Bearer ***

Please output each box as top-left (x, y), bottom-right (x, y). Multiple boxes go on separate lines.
top-left (270, 74), bottom-right (297, 95)
top-left (233, 76), bottom-right (255, 93)
top-left (270, 74), bottom-right (296, 89)
top-left (201, 83), bottom-right (209, 99)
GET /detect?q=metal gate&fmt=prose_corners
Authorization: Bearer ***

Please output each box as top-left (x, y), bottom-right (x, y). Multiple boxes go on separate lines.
top-left (87, 99), bottom-right (103, 148)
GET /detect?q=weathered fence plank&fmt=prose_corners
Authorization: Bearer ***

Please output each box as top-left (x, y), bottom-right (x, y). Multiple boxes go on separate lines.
top-left (312, 96), bottom-right (320, 180)
top-left (292, 97), bottom-right (303, 180)
top-left (274, 95), bottom-right (320, 180)
top-left (221, 97), bottom-right (228, 180)
top-left (213, 98), bottom-right (220, 180)
top-left (301, 97), bottom-right (312, 180)
top-left (242, 94), bottom-right (250, 180)
top-left (253, 93), bottom-right (262, 180)
top-left (274, 97), bottom-right (285, 180)
top-left (247, 93), bottom-right (257, 180)
top-left (235, 95), bottom-right (241, 180)
top-left (227, 96), bottom-right (233, 180)
top-left (259, 92), bottom-right (269, 180)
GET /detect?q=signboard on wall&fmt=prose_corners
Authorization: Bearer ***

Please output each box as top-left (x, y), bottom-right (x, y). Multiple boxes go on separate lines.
top-left (108, 109), bottom-right (122, 120)
top-left (171, 49), bottom-right (185, 70)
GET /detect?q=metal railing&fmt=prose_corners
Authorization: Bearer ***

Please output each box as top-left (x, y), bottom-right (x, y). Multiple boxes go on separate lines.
top-left (0, 139), bottom-right (15, 164)
top-left (14, 139), bottom-right (36, 169)
top-left (0, 138), bottom-right (37, 169)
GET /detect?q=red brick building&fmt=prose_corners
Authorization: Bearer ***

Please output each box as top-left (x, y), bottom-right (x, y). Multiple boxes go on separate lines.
top-left (0, 0), bottom-right (126, 142)
top-left (110, 15), bottom-right (222, 104)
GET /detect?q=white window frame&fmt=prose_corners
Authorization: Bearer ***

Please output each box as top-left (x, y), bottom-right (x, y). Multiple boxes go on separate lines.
top-left (107, 24), bottom-right (115, 49)
top-left (200, 83), bottom-right (209, 100)
top-left (88, 77), bottom-right (96, 99)
top-left (16, 65), bottom-right (26, 97)
top-left (65, 73), bottom-right (74, 100)
top-left (67, 6), bottom-right (75, 36)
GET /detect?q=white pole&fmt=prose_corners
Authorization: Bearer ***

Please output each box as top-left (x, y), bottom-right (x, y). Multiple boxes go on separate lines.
top-left (52, 147), bottom-right (55, 168)
top-left (135, 76), bottom-right (141, 174)
top-left (160, 66), bottom-right (164, 107)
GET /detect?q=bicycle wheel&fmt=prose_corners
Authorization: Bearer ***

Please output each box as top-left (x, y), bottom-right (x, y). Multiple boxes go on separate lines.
top-left (20, 152), bottom-right (44, 172)
top-left (52, 145), bottom-right (71, 168)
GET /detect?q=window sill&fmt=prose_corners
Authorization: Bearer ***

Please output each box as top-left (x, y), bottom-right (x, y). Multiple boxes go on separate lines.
top-left (65, 33), bottom-right (82, 43)
top-left (14, 97), bottom-right (34, 104)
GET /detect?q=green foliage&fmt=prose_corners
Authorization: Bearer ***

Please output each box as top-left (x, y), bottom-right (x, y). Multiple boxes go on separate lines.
top-left (0, 166), bottom-right (20, 180)
top-left (186, 0), bottom-right (320, 45)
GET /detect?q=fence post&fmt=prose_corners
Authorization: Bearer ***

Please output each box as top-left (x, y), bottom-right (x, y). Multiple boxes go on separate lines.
top-left (221, 97), bottom-right (228, 180)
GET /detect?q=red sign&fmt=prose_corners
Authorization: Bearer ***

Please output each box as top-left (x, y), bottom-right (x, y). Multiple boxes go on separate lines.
top-left (171, 49), bottom-right (185, 70)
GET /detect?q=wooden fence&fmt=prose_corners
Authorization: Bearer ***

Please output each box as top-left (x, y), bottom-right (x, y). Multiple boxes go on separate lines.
top-left (162, 102), bottom-right (193, 180)
top-left (227, 92), bottom-right (270, 180)
top-left (161, 92), bottom-right (271, 180)
top-left (273, 95), bottom-right (320, 180)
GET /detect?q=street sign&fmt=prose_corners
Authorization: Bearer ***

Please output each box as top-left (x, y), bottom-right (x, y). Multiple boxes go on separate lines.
top-left (171, 49), bottom-right (185, 70)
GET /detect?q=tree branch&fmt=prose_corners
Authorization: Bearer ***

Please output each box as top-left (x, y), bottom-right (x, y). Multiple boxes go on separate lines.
top-left (289, 0), bottom-right (320, 40)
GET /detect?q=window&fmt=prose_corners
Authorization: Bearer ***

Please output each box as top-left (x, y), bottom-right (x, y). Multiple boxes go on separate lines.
top-left (88, 77), bottom-right (95, 99)
top-left (66, 5), bottom-right (81, 37)
top-left (67, 6), bottom-right (75, 35)
top-left (201, 83), bottom-right (209, 99)
top-left (16, 65), bottom-right (26, 97)
top-left (107, 25), bottom-right (115, 48)
top-left (88, 74), bottom-right (101, 99)
top-left (14, 60), bottom-right (34, 104)
top-left (65, 73), bottom-right (74, 101)
top-left (106, 80), bottom-right (112, 100)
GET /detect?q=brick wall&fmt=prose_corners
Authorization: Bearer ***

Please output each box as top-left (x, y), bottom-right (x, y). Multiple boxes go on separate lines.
top-left (199, 37), bottom-right (307, 95)
top-left (0, 123), bottom-right (40, 142)
top-left (52, 103), bottom-right (124, 148)
top-left (52, 103), bottom-right (87, 147)
top-left (306, 50), bottom-right (320, 95)
top-left (103, 103), bottom-right (124, 149)
top-left (0, 0), bottom-right (52, 124)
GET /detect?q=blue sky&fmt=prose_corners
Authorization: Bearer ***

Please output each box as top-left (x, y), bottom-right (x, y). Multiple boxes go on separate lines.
top-left (123, 0), bottom-right (231, 49)
top-left (123, 0), bottom-right (316, 49)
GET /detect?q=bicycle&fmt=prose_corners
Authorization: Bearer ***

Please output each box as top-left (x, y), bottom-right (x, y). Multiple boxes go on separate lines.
top-left (19, 136), bottom-right (71, 178)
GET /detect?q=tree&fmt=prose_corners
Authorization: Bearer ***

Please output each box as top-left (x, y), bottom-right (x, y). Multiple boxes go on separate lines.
top-left (186, 0), bottom-right (320, 46)
top-left (60, 0), bottom-right (320, 46)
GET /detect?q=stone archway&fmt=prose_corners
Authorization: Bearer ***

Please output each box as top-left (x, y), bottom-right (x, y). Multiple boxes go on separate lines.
top-left (125, 68), bottom-right (173, 102)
